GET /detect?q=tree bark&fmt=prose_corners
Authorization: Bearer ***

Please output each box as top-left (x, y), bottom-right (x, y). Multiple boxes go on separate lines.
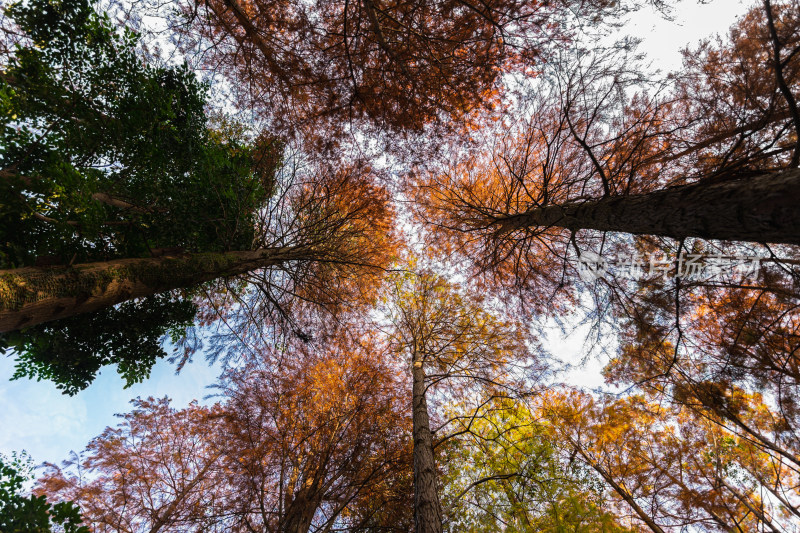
top-left (494, 169), bottom-right (800, 245)
top-left (0, 247), bottom-right (305, 332)
top-left (281, 486), bottom-right (323, 533)
top-left (411, 357), bottom-right (443, 533)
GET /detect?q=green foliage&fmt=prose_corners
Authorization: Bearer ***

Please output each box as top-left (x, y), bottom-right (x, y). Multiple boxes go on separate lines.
top-left (4, 293), bottom-right (197, 395)
top-left (0, 451), bottom-right (89, 533)
top-left (441, 401), bottom-right (633, 532)
top-left (0, 0), bottom-right (281, 392)
top-left (0, 0), bottom-right (279, 267)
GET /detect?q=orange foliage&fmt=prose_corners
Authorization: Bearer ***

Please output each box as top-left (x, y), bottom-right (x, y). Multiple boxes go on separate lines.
top-left (36, 328), bottom-right (413, 532)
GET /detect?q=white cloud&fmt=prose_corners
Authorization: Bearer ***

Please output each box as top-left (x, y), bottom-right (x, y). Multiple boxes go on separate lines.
top-left (630, 0), bottom-right (752, 72)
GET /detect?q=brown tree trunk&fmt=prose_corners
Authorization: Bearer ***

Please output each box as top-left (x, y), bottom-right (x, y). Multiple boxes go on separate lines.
top-left (411, 356), bottom-right (443, 533)
top-left (281, 487), bottom-right (323, 533)
top-left (495, 169), bottom-right (800, 245)
top-left (0, 247), bottom-right (306, 332)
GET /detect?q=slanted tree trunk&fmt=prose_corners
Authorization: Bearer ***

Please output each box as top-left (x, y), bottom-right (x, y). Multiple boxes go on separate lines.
top-left (0, 247), bottom-right (307, 332)
top-left (494, 169), bottom-right (800, 245)
top-left (411, 355), bottom-right (443, 533)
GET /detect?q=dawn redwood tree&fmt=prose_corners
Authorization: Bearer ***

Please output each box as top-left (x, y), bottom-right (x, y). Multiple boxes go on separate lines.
top-left (545, 389), bottom-right (800, 532)
top-left (0, 167), bottom-right (394, 333)
top-left (166, 0), bottom-right (628, 136)
top-left (559, 4), bottom-right (800, 505)
top-left (583, 6), bottom-right (800, 482)
top-left (384, 268), bottom-right (532, 533)
top-left (213, 329), bottom-right (412, 532)
top-left (411, 1), bottom-right (800, 265)
top-left (590, 235), bottom-right (800, 524)
top-left (442, 393), bottom-right (635, 533)
top-left (35, 328), bottom-right (413, 532)
top-left (407, 5), bottom-right (800, 529)
top-left (542, 7), bottom-right (800, 527)
top-left (0, 0), bottom-right (397, 391)
top-left (479, 169), bottom-right (800, 245)
top-left (440, 398), bottom-right (634, 532)
top-left (37, 399), bottom-right (228, 533)
top-left (0, 160), bottom-right (395, 391)
top-left (408, 0), bottom-right (800, 425)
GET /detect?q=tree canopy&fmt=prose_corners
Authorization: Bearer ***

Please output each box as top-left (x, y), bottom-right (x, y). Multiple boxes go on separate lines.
top-left (1, 0), bottom-right (800, 531)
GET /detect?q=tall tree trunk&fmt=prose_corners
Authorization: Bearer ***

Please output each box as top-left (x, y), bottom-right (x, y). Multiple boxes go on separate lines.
top-left (494, 169), bottom-right (800, 245)
top-left (281, 486), bottom-right (324, 533)
top-left (411, 355), bottom-right (443, 533)
top-left (0, 247), bottom-right (306, 332)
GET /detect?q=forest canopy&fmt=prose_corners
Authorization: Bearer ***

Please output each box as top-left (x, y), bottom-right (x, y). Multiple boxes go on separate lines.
top-left (1, 0), bottom-right (799, 531)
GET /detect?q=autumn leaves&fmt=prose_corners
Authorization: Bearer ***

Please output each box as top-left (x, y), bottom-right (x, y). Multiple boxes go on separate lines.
top-left (2, 0), bottom-right (800, 530)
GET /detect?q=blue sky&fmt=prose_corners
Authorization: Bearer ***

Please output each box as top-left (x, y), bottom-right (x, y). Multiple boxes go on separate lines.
top-left (0, 0), bottom-right (754, 470)
top-left (0, 351), bottom-right (222, 466)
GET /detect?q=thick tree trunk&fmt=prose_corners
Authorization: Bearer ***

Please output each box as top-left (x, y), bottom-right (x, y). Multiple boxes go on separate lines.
top-left (495, 169), bottom-right (800, 245)
top-left (281, 487), bottom-right (323, 533)
top-left (0, 247), bottom-right (304, 332)
top-left (411, 357), bottom-right (443, 533)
